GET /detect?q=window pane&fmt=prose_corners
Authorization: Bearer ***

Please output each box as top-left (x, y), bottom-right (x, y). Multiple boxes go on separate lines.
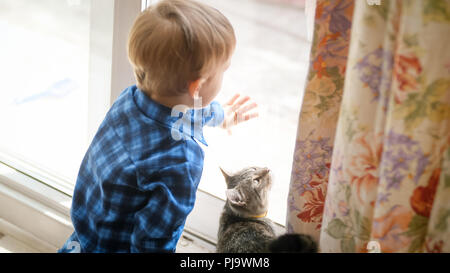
top-left (198, 0), bottom-right (310, 225)
top-left (0, 0), bottom-right (90, 186)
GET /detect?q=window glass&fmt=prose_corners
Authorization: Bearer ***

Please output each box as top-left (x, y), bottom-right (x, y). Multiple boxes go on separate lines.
top-left (0, 0), bottom-right (91, 186)
top-left (197, 0), bottom-right (310, 224)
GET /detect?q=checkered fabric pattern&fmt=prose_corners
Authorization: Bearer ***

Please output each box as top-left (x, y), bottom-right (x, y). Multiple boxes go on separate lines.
top-left (59, 85), bottom-right (224, 253)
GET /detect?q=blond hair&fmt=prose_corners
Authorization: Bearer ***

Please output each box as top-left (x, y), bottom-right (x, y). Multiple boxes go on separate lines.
top-left (128, 0), bottom-right (236, 96)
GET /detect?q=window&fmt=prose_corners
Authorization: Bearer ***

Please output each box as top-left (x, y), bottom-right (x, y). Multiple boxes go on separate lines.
top-left (0, 0), bottom-right (140, 195)
top-left (0, 0), bottom-right (310, 247)
top-left (196, 0), bottom-right (310, 225)
top-left (0, 0), bottom-right (91, 193)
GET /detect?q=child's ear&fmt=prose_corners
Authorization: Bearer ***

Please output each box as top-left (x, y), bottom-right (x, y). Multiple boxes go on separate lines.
top-left (188, 78), bottom-right (205, 99)
top-left (225, 189), bottom-right (246, 206)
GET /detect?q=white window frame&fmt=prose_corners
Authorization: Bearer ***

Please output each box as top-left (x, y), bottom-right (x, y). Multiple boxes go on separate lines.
top-left (0, 0), bottom-right (285, 252)
top-left (0, 0), bottom-right (141, 197)
top-left (0, 0), bottom-right (142, 251)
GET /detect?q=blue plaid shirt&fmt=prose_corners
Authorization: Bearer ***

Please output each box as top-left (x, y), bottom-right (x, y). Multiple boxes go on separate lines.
top-left (59, 85), bottom-right (224, 253)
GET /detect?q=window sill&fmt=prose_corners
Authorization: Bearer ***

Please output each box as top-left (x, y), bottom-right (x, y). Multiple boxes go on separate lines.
top-left (0, 162), bottom-right (73, 252)
top-left (0, 161), bottom-right (285, 252)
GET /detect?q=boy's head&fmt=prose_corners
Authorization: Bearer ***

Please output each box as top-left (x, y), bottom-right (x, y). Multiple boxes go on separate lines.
top-left (128, 0), bottom-right (236, 106)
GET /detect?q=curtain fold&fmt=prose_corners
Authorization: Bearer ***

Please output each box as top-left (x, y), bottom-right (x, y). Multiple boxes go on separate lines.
top-left (287, 0), bottom-right (450, 253)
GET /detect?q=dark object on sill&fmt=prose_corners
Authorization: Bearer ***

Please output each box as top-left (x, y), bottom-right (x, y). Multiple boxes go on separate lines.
top-left (268, 233), bottom-right (318, 253)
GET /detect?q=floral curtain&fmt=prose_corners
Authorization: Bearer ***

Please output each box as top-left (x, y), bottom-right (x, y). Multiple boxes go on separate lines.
top-left (287, 0), bottom-right (450, 253)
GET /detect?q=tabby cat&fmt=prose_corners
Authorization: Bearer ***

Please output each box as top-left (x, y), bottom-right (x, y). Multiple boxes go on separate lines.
top-left (216, 166), bottom-right (318, 253)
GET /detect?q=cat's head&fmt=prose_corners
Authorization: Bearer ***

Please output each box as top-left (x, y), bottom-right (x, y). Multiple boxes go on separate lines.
top-left (220, 166), bottom-right (273, 218)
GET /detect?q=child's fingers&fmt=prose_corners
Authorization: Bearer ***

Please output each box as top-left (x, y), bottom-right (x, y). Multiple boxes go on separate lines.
top-left (230, 96), bottom-right (250, 112)
top-left (236, 102), bottom-right (257, 115)
top-left (225, 94), bottom-right (240, 106)
top-left (240, 112), bottom-right (259, 122)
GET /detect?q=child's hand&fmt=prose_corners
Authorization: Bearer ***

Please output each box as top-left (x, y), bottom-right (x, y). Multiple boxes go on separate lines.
top-left (221, 94), bottom-right (258, 135)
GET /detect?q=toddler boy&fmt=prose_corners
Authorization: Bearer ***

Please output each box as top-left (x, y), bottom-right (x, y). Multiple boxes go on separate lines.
top-left (59, 0), bottom-right (257, 252)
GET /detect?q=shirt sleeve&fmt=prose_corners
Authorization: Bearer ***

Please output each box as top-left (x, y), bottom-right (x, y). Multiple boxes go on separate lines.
top-left (202, 101), bottom-right (224, 127)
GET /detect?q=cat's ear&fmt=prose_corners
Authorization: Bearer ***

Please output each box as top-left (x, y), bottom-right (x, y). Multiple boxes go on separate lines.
top-left (226, 189), bottom-right (246, 206)
top-left (219, 167), bottom-right (231, 182)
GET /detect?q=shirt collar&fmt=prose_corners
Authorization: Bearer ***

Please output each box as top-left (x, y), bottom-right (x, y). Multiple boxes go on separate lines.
top-left (132, 86), bottom-right (208, 146)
